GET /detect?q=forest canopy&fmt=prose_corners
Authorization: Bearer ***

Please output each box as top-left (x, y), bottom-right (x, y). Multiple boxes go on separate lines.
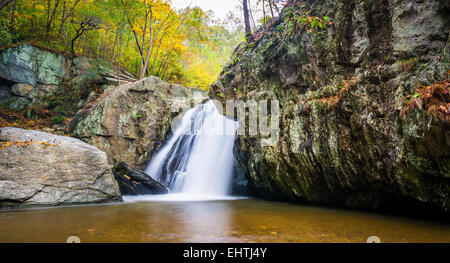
top-left (0, 0), bottom-right (287, 89)
top-left (0, 0), bottom-right (246, 89)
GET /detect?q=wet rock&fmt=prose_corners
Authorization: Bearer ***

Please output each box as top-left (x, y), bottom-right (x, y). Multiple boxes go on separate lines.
top-left (0, 127), bottom-right (122, 208)
top-left (69, 76), bottom-right (208, 170)
top-left (211, 0), bottom-right (450, 212)
top-left (113, 162), bottom-right (169, 195)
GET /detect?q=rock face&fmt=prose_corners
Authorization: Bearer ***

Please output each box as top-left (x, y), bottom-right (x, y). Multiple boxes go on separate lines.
top-left (210, 0), bottom-right (449, 212)
top-left (69, 76), bottom-right (207, 170)
top-left (0, 44), bottom-right (66, 87)
top-left (0, 44), bottom-right (130, 110)
top-left (0, 127), bottom-right (121, 208)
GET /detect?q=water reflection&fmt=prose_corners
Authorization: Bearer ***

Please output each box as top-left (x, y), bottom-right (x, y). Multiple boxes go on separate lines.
top-left (176, 201), bottom-right (232, 242)
top-left (0, 199), bottom-right (448, 243)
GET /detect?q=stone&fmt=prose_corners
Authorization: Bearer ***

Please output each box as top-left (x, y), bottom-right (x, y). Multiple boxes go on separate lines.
top-left (0, 127), bottom-right (122, 208)
top-left (210, 0), bottom-right (450, 212)
top-left (69, 76), bottom-right (208, 170)
top-left (0, 44), bottom-right (67, 87)
top-left (11, 83), bottom-right (33, 98)
top-left (113, 162), bottom-right (169, 195)
top-left (0, 44), bottom-right (127, 111)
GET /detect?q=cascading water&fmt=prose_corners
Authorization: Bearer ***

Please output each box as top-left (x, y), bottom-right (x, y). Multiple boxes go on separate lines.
top-left (144, 100), bottom-right (239, 197)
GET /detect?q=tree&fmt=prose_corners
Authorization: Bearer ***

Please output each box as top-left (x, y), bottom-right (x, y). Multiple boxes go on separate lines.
top-left (0, 0), bottom-right (244, 89)
top-left (243, 0), bottom-right (251, 39)
top-left (45, 0), bottom-right (61, 42)
top-left (71, 15), bottom-right (102, 56)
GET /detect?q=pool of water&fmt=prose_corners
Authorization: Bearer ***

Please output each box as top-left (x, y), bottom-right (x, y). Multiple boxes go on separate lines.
top-left (0, 197), bottom-right (448, 243)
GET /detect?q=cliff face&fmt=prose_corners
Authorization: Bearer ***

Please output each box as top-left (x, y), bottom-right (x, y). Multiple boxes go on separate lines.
top-left (0, 44), bottom-right (132, 111)
top-left (210, 0), bottom-right (450, 211)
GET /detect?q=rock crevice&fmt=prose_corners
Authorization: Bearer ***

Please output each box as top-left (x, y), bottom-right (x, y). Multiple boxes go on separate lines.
top-left (210, 0), bottom-right (449, 212)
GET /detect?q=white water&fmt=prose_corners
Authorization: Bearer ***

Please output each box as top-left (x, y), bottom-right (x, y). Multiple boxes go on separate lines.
top-left (143, 100), bottom-right (239, 198)
top-left (123, 193), bottom-right (244, 202)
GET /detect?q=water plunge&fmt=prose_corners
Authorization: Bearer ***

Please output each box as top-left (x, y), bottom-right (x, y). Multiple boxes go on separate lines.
top-left (144, 100), bottom-right (239, 196)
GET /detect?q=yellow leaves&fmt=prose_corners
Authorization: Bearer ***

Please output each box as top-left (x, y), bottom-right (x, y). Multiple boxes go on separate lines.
top-left (0, 141), bottom-right (12, 151)
top-left (34, 4), bottom-right (46, 12)
top-left (0, 108), bottom-right (51, 130)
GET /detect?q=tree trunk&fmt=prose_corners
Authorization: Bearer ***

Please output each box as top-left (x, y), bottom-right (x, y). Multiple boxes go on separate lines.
top-left (46, 0), bottom-right (60, 43)
top-left (57, 0), bottom-right (67, 39)
top-left (268, 0), bottom-right (275, 17)
top-left (97, 32), bottom-right (101, 58)
top-left (118, 25), bottom-right (123, 85)
top-left (262, 0), bottom-right (266, 20)
top-left (71, 29), bottom-right (84, 56)
top-left (9, 0), bottom-right (15, 34)
top-left (127, 18), bottom-right (143, 57)
top-left (157, 11), bottom-right (187, 76)
top-left (83, 30), bottom-right (88, 56)
top-left (57, 0), bottom-right (80, 39)
top-left (272, 0), bottom-right (280, 14)
top-left (243, 0), bottom-right (251, 38)
top-left (111, 27), bottom-right (119, 64)
top-left (103, 29), bottom-right (108, 60)
top-left (248, 0), bottom-right (256, 30)
top-left (139, 1), bottom-right (151, 80)
top-left (142, 10), bottom-right (172, 79)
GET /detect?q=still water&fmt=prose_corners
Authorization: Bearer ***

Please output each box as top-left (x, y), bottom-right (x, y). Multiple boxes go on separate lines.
top-left (0, 197), bottom-right (449, 243)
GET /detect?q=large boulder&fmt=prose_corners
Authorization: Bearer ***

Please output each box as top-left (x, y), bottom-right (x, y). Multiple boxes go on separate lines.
top-left (0, 127), bottom-right (121, 208)
top-left (210, 0), bottom-right (449, 212)
top-left (69, 76), bottom-right (207, 170)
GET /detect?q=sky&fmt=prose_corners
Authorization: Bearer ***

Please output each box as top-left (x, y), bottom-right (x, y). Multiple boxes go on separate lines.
top-left (170, 0), bottom-right (239, 20)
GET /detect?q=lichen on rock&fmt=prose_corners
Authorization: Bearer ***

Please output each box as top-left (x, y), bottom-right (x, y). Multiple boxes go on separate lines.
top-left (69, 76), bottom-right (208, 170)
top-left (211, 0), bottom-right (450, 212)
top-left (0, 127), bottom-right (121, 208)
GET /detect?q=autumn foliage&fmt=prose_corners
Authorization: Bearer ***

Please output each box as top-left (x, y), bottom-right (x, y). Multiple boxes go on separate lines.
top-left (400, 77), bottom-right (450, 123)
top-left (0, 0), bottom-right (243, 89)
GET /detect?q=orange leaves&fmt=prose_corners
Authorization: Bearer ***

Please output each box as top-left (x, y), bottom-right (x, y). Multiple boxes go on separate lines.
top-left (313, 79), bottom-right (357, 109)
top-left (0, 140), bottom-right (57, 152)
top-left (314, 95), bottom-right (341, 109)
top-left (0, 141), bottom-right (12, 151)
top-left (339, 79), bottom-right (356, 97)
top-left (400, 79), bottom-right (450, 122)
top-left (0, 108), bottom-right (51, 130)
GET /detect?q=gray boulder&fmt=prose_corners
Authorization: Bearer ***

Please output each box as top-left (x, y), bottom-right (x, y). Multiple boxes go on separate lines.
top-left (0, 127), bottom-right (122, 208)
top-left (69, 76), bottom-right (207, 170)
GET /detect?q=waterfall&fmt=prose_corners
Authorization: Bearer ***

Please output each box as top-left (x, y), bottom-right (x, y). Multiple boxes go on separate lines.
top-left (144, 100), bottom-right (239, 196)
